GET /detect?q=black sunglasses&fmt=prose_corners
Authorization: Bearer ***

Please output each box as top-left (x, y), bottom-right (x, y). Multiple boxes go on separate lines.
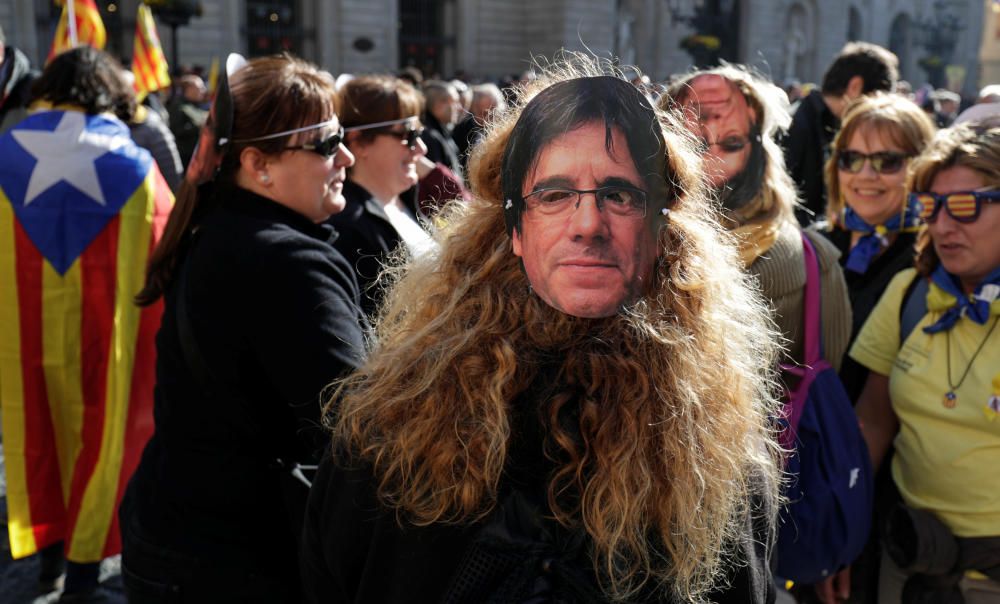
top-left (284, 126), bottom-right (345, 158)
top-left (909, 190), bottom-right (1000, 224)
top-left (373, 126), bottom-right (425, 150)
top-left (701, 135), bottom-right (751, 154)
top-left (836, 150), bottom-right (910, 175)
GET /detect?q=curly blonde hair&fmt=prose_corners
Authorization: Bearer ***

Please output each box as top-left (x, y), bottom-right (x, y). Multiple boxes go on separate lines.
top-left (330, 53), bottom-right (782, 602)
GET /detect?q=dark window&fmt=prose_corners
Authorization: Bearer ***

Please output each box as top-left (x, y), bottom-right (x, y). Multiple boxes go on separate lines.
top-left (399, 0), bottom-right (445, 77)
top-left (246, 0), bottom-right (300, 58)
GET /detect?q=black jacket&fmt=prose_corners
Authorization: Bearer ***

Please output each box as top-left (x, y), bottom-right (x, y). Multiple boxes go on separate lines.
top-left (302, 379), bottom-right (776, 604)
top-left (420, 110), bottom-right (464, 181)
top-left (122, 187), bottom-right (366, 579)
top-left (0, 46), bottom-right (38, 134)
top-left (818, 226), bottom-right (917, 402)
top-left (327, 180), bottom-right (423, 318)
top-left (783, 90), bottom-right (839, 226)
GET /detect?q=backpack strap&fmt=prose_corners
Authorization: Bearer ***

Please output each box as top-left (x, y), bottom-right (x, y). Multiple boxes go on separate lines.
top-left (779, 232), bottom-right (824, 449)
top-left (899, 274), bottom-right (929, 345)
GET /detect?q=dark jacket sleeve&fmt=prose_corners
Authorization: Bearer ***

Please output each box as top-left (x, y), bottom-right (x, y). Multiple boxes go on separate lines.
top-left (301, 451), bottom-right (475, 604)
top-left (705, 471), bottom-right (778, 604)
top-left (245, 234), bottom-right (366, 457)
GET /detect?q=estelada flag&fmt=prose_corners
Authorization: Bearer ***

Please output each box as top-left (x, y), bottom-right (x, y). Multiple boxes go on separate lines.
top-left (131, 4), bottom-right (171, 101)
top-left (0, 109), bottom-right (172, 561)
top-left (47, 0), bottom-right (107, 64)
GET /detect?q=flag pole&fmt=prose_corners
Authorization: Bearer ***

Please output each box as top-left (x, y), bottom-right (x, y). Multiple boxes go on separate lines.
top-left (67, 0), bottom-right (79, 48)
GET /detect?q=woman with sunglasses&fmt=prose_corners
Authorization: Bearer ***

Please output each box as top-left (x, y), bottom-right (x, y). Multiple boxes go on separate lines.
top-left (120, 55), bottom-right (367, 603)
top-left (813, 92), bottom-right (936, 604)
top-left (331, 75), bottom-right (439, 317)
top-left (821, 94), bottom-right (936, 402)
top-left (849, 122), bottom-right (1000, 602)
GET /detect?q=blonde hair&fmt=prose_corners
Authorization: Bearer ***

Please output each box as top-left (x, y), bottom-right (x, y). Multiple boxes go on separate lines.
top-left (824, 93), bottom-right (936, 224)
top-left (909, 122), bottom-right (1000, 276)
top-left (330, 53), bottom-right (782, 602)
top-left (662, 64), bottom-right (799, 230)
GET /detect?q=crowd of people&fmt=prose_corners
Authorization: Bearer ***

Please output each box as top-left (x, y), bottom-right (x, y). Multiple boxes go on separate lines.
top-left (1, 23), bottom-right (1000, 604)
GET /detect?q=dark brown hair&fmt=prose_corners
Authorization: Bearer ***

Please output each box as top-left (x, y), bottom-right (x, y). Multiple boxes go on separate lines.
top-left (31, 46), bottom-right (135, 120)
top-left (338, 75), bottom-right (422, 145)
top-left (136, 54), bottom-right (338, 305)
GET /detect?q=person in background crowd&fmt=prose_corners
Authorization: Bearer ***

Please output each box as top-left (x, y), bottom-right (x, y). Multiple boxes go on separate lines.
top-left (452, 82), bottom-right (506, 171)
top-left (666, 65), bottom-right (851, 377)
top-left (0, 24), bottom-right (39, 134)
top-left (420, 79), bottom-right (464, 180)
top-left (783, 42), bottom-right (899, 225)
top-left (120, 69), bottom-right (184, 191)
top-left (120, 54), bottom-right (366, 603)
top-left (811, 92), bottom-right (935, 604)
top-left (396, 65), bottom-right (423, 88)
top-left (820, 93), bottom-right (936, 402)
top-left (333, 75), bottom-right (436, 318)
top-left (784, 77), bottom-right (804, 105)
top-left (302, 55), bottom-right (781, 604)
top-left (0, 46), bottom-right (172, 601)
top-left (451, 78), bottom-right (472, 112)
top-left (166, 74), bottom-right (208, 169)
top-left (932, 89), bottom-right (961, 128)
top-left (850, 120), bottom-right (1000, 603)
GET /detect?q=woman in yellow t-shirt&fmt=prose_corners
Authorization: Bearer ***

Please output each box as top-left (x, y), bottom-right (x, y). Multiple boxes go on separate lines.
top-left (850, 121), bottom-right (1000, 603)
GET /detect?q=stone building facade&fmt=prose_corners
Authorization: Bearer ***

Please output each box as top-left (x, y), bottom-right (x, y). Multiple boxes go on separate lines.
top-left (0, 0), bottom-right (990, 96)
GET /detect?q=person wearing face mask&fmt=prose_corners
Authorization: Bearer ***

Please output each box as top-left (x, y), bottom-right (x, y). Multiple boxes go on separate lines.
top-left (849, 121), bottom-right (1000, 603)
top-left (301, 56), bottom-right (782, 604)
top-left (664, 66), bottom-right (852, 379)
top-left (331, 75), bottom-right (437, 318)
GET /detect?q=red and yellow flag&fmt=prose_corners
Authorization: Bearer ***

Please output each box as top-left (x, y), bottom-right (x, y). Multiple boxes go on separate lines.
top-left (0, 109), bottom-right (172, 561)
top-left (131, 4), bottom-right (171, 101)
top-left (47, 0), bottom-right (107, 63)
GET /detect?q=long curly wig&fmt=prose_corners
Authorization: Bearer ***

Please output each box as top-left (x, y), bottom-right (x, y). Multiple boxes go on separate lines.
top-left (330, 53), bottom-right (782, 602)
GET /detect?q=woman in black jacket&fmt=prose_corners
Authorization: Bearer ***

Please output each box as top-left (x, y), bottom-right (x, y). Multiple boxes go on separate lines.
top-left (119, 54), bottom-right (367, 603)
top-left (817, 94), bottom-right (935, 400)
top-left (330, 75), bottom-right (436, 317)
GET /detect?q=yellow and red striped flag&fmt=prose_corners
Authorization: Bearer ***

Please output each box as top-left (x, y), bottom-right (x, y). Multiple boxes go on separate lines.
top-left (131, 4), bottom-right (171, 101)
top-left (0, 108), bottom-right (172, 561)
top-left (47, 0), bottom-right (107, 64)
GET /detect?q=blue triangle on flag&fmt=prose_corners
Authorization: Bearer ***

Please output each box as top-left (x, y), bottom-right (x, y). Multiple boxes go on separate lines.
top-left (0, 111), bottom-right (151, 275)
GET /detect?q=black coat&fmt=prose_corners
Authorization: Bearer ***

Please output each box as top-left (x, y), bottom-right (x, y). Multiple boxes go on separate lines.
top-left (818, 226), bottom-right (917, 402)
top-left (327, 180), bottom-right (422, 318)
top-left (122, 187), bottom-right (367, 581)
top-left (783, 90), bottom-right (839, 226)
top-left (301, 379), bottom-right (776, 604)
top-left (420, 111), bottom-right (464, 181)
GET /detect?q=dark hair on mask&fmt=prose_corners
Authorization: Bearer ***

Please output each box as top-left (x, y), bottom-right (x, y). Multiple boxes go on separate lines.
top-left (500, 75), bottom-right (670, 236)
top-left (30, 46), bottom-right (134, 120)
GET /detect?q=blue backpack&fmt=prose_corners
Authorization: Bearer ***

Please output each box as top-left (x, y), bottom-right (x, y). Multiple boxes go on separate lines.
top-left (775, 234), bottom-right (874, 584)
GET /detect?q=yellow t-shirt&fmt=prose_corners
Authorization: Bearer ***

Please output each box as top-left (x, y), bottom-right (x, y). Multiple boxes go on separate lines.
top-left (849, 269), bottom-right (1000, 537)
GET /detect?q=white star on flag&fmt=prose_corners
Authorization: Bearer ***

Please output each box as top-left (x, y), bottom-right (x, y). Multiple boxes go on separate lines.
top-left (11, 111), bottom-right (131, 207)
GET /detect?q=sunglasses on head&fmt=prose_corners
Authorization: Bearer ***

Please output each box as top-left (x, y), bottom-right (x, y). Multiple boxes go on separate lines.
top-left (284, 126), bottom-right (345, 158)
top-left (836, 150), bottom-right (910, 175)
top-left (909, 190), bottom-right (1000, 224)
top-left (374, 126), bottom-right (425, 150)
